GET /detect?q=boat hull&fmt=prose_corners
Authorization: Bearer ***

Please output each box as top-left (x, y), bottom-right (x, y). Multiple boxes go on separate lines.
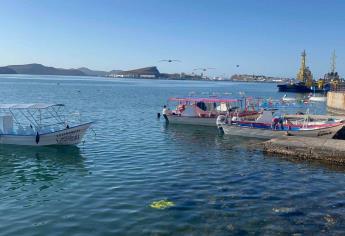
top-left (167, 113), bottom-right (259, 127)
top-left (278, 84), bottom-right (312, 93)
top-left (278, 84), bottom-right (329, 93)
top-left (0, 122), bottom-right (92, 146)
top-left (220, 123), bottom-right (343, 140)
top-left (309, 97), bottom-right (327, 102)
top-left (167, 115), bottom-right (217, 126)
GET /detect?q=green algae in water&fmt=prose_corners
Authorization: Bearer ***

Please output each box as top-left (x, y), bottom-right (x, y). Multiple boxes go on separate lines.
top-left (150, 200), bottom-right (175, 209)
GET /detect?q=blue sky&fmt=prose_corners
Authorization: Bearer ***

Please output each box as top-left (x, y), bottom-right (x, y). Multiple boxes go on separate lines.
top-left (0, 0), bottom-right (345, 78)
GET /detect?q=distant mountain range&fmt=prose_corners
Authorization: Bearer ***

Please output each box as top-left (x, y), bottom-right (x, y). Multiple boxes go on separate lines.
top-left (0, 63), bottom-right (119, 77)
top-left (0, 63), bottom-right (204, 80)
top-left (0, 63), bottom-right (165, 78)
top-left (0, 67), bottom-right (16, 74)
top-left (0, 63), bottom-right (85, 76)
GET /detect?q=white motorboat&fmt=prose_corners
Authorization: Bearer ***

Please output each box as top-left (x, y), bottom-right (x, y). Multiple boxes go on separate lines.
top-left (217, 110), bottom-right (344, 139)
top-left (0, 103), bottom-right (93, 146)
top-left (309, 96), bottom-right (327, 102)
top-left (281, 94), bottom-right (297, 102)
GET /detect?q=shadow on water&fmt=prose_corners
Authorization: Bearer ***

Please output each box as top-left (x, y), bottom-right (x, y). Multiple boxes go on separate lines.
top-left (162, 123), bottom-right (219, 141)
top-left (162, 123), bottom-right (264, 153)
top-left (0, 145), bottom-right (88, 185)
top-left (264, 152), bottom-right (345, 172)
top-left (163, 123), bottom-right (345, 172)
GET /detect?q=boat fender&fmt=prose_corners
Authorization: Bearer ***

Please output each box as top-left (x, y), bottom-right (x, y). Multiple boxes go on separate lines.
top-left (157, 112), bottom-right (161, 119)
top-left (35, 132), bottom-right (40, 144)
top-left (216, 115), bottom-right (227, 125)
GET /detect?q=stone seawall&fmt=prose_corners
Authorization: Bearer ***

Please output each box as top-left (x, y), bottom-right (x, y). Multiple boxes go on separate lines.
top-left (327, 91), bottom-right (345, 113)
top-left (263, 137), bottom-right (345, 165)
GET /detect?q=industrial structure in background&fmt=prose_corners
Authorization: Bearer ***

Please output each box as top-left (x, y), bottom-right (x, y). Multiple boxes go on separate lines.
top-left (326, 50), bottom-right (345, 113)
top-left (296, 50), bottom-right (313, 87)
top-left (324, 50), bottom-right (340, 82)
top-left (278, 50), bottom-right (342, 93)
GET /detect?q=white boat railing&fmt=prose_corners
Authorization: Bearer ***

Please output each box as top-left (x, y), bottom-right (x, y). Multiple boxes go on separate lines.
top-left (0, 104), bottom-right (85, 135)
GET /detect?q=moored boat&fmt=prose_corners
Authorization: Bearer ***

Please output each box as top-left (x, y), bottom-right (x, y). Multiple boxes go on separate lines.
top-left (281, 94), bottom-right (297, 102)
top-left (278, 82), bottom-right (313, 93)
top-left (277, 50), bottom-right (330, 93)
top-left (0, 103), bottom-right (93, 146)
top-left (217, 110), bottom-right (344, 139)
top-left (309, 96), bottom-right (327, 102)
top-left (164, 97), bottom-right (259, 127)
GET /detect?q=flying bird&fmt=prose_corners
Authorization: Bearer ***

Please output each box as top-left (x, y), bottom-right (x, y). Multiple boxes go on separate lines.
top-left (236, 65), bottom-right (240, 67)
top-left (194, 67), bottom-right (215, 72)
top-left (159, 59), bottom-right (181, 63)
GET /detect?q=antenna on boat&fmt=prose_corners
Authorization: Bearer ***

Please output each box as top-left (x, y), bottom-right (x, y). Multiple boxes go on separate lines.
top-left (302, 108), bottom-right (310, 128)
top-left (331, 49), bottom-right (336, 74)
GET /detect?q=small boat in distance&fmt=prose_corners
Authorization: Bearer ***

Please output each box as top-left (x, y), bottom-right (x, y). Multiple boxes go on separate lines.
top-left (281, 94), bottom-right (297, 102)
top-left (309, 96), bottom-right (327, 102)
top-left (217, 110), bottom-right (344, 139)
top-left (164, 97), bottom-right (259, 126)
top-left (308, 90), bottom-right (327, 102)
top-left (0, 103), bottom-right (93, 146)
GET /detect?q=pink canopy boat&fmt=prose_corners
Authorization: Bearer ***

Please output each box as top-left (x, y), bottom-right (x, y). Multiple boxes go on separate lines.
top-left (163, 97), bottom-right (259, 126)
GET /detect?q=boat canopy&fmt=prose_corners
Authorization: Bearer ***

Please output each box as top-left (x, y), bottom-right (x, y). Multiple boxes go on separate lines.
top-left (0, 103), bottom-right (64, 109)
top-left (168, 97), bottom-right (240, 103)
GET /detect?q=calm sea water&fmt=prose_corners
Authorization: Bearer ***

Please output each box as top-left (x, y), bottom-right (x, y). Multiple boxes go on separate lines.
top-left (0, 75), bottom-right (344, 235)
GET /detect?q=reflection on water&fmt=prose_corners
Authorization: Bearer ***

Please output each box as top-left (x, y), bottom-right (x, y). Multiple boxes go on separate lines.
top-left (0, 145), bottom-right (87, 200)
top-left (165, 123), bottom-right (345, 172)
top-left (164, 123), bottom-right (264, 151)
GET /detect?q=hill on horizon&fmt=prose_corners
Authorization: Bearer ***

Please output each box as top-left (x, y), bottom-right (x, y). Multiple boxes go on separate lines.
top-left (78, 67), bottom-right (109, 77)
top-left (0, 63), bottom-right (165, 78)
top-left (0, 67), bottom-right (17, 74)
top-left (117, 66), bottom-right (160, 76)
top-left (2, 63), bottom-right (86, 76)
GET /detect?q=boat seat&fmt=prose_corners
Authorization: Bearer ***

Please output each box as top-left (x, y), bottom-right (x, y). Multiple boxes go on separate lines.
top-left (194, 106), bottom-right (209, 117)
top-left (256, 110), bottom-right (274, 123)
top-left (180, 106), bottom-right (196, 117)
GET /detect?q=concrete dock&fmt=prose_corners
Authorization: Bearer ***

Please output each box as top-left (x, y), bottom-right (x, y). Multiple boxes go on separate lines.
top-left (263, 136), bottom-right (345, 165)
top-left (327, 91), bottom-right (345, 114)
